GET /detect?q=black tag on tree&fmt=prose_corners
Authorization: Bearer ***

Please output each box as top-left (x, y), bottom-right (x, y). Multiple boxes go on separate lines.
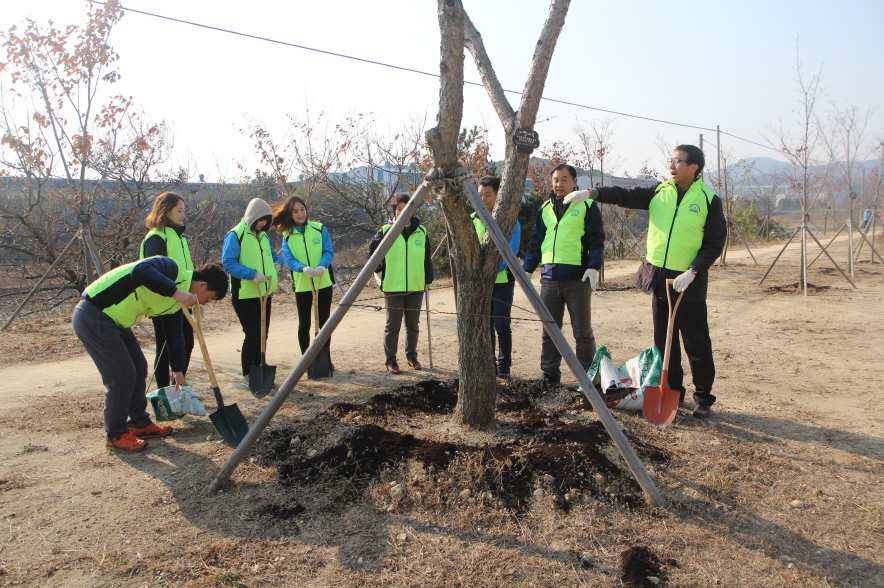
top-left (513, 129), bottom-right (540, 154)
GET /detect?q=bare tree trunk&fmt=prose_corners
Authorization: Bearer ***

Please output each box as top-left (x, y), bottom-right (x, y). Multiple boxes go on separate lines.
top-left (427, 0), bottom-right (570, 427)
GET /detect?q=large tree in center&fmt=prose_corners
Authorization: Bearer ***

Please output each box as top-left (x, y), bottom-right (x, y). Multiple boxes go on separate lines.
top-left (425, 0), bottom-right (570, 426)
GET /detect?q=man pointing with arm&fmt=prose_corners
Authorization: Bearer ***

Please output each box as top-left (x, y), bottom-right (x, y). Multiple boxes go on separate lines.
top-left (566, 145), bottom-right (726, 417)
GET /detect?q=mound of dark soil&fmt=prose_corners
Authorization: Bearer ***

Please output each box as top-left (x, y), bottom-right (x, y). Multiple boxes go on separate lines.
top-left (253, 379), bottom-right (666, 515)
top-left (620, 545), bottom-right (665, 587)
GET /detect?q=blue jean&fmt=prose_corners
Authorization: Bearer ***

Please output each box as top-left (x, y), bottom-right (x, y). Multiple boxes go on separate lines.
top-left (72, 300), bottom-right (152, 440)
top-left (490, 281), bottom-right (515, 370)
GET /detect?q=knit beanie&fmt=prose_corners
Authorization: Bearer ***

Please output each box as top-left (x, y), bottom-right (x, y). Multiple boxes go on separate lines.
top-left (243, 198), bottom-right (273, 230)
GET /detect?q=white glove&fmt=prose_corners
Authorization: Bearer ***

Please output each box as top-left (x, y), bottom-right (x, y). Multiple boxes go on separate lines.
top-left (673, 270), bottom-right (696, 292)
top-left (582, 268), bottom-right (598, 291)
top-left (274, 262), bottom-right (282, 272)
top-left (252, 271), bottom-right (269, 284)
top-left (374, 272), bottom-right (383, 287)
top-left (302, 266), bottom-right (314, 277)
top-left (563, 189), bottom-right (598, 205)
top-left (315, 265), bottom-right (326, 276)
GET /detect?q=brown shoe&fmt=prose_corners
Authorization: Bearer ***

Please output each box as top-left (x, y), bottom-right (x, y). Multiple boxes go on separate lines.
top-left (407, 359), bottom-right (423, 370)
top-left (693, 404), bottom-right (711, 418)
top-left (386, 362), bottom-right (402, 374)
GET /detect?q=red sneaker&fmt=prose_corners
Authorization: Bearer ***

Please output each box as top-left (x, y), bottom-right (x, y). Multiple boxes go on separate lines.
top-left (129, 422), bottom-right (173, 439)
top-left (107, 433), bottom-right (148, 453)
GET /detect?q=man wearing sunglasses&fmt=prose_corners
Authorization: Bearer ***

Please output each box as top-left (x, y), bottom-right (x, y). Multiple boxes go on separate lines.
top-left (564, 145), bottom-right (726, 418)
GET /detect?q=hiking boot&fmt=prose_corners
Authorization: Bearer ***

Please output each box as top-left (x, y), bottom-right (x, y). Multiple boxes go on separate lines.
top-left (535, 374), bottom-right (560, 392)
top-left (386, 362), bottom-right (402, 375)
top-left (497, 367), bottom-right (511, 380)
top-left (107, 433), bottom-right (148, 453)
top-left (693, 404), bottom-right (711, 418)
top-left (407, 358), bottom-right (423, 370)
top-left (242, 375), bottom-right (250, 388)
top-left (129, 422), bottom-right (173, 439)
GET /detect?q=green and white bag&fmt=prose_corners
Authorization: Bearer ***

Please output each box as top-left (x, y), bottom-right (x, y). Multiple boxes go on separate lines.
top-left (583, 345), bottom-right (662, 410)
top-left (146, 386), bottom-right (207, 421)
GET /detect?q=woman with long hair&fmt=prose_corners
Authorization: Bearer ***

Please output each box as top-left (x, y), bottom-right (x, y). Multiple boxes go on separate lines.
top-left (140, 191), bottom-right (194, 390)
top-left (222, 198), bottom-right (284, 386)
top-left (271, 196), bottom-right (335, 364)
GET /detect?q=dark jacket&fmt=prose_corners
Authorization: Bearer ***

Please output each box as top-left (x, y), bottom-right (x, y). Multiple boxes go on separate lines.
top-left (522, 191), bottom-right (605, 280)
top-left (596, 182), bottom-right (726, 301)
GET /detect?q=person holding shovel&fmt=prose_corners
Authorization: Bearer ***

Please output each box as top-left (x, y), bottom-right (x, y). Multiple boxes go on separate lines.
top-left (523, 164), bottom-right (605, 388)
top-left (474, 176), bottom-right (521, 379)
top-left (222, 198), bottom-right (284, 387)
top-left (564, 145), bottom-right (726, 418)
top-left (140, 192), bottom-right (194, 391)
top-left (72, 258), bottom-right (227, 452)
top-left (367, 193), bottom-right (434, 374)
top-left (271, 196), bottom-right (335, 365)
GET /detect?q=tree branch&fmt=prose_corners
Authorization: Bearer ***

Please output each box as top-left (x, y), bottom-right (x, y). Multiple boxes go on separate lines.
top-left (463, 13), bottom-right (514, 127)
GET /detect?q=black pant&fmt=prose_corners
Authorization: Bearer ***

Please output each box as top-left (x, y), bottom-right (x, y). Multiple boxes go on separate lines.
top-left (151, 311), bottom-right (194, 389)
top-left (295, 286), bottom-right (332, 353)
top-left (231, 296), bottom-right (272, 376)
top-left (652, 279), bottom-right (716, 407)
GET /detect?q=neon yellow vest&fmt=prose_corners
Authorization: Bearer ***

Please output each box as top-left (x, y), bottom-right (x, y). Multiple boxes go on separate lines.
top-left (84, 258), bottom-right (191, 328)
top-left (139, 226), bottom-right (193, 271)
top-left (539, 199), bottom-right (591, 265)
top-left (381, 224), bottom-right (427, 292)
top-left (646, 179), bottom-right (714, 271)
top-left (471, 213), bottom-right (509, 284)
top-left (285, 221), bottom-right (332, 293)
top-left (231, 220), bottom-right (278, 298)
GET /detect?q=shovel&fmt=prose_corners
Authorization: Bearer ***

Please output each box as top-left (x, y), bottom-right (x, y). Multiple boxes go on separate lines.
top-left (307, 276), bottom-right (332, 380)
top-left (643, 278), bottom-right (685, 428)
top-left (184, 304), bottom-right (249, 447)
top-left (248, 282), bottom-right (276, 398)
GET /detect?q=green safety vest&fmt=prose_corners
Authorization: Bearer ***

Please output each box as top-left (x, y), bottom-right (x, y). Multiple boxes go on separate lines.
top-left (139, 226), bottom-right (193, 271)
top-left (230, 220), bottom-right (278, 299)
top-left (84, 258), bottom-right (191, 328)
top-left (471, 213), bottom-right (509, 284)
top-left (539, 199), bottom-right (592, 266)
top-left (381, 224), bottom-right (427, 292)
top-left (284, 221), bottom-right (332, 293)
top-left (646, 179), bottom-right (714, 271)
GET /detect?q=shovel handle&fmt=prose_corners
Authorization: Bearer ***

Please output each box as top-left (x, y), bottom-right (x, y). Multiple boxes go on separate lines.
top-left (183, 303), bottom-right (220, 390)
top-left (661, 279), bottom-right (686, 374)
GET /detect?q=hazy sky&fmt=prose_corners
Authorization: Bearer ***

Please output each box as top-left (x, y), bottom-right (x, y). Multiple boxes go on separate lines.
top-left (4, 0), bottom-right (883, 182)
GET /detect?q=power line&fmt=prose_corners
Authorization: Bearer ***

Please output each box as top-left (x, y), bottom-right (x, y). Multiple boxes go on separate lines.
top-left (90, 0), bottom-right (780, 155)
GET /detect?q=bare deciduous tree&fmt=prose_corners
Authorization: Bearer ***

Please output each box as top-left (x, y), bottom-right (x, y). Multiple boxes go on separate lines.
top-left (426, 0), bottom-right (570, 426)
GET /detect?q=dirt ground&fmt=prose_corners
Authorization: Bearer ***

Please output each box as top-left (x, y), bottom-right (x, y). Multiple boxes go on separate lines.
top-left (1, 233), bottom-right (883, 588)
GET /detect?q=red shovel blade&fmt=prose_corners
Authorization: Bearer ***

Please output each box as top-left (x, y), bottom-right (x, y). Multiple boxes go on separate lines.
top-left (643, 370), bottom-right (679, 427)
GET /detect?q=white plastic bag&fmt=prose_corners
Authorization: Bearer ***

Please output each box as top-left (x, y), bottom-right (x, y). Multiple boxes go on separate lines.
top-left (146, 386), bottom-right (207, 421)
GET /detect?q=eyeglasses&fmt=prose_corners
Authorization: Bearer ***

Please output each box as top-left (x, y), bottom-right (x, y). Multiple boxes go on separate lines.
top-left (669, 158), bottom-right (688, 166)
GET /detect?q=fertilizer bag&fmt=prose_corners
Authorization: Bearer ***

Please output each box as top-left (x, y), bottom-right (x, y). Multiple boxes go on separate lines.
top-left (146, 386), bottom-right (207, 421)
top-left (583, 345), bottom-right (662, 410)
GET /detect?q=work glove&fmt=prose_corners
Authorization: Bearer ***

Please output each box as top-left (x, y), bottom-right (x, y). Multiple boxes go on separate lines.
top-left (582, 268), bottom-right (599, 291)
top-left (252, 271), bottom-right (269, 284)
top-left (274, 262), bottom-right (282, 273)
top-left (173, 289), bottom-right (198, 308)
top-left (563, 189), bottom-right (598, 205)
top-left (315, 265), bottom-right (326, 276)
top-left (673, 270), bottom-right (696, 292)
top-left (301, 266), bottom-right (314, 277)
top-left (374, 272), bottom-right (383, 287)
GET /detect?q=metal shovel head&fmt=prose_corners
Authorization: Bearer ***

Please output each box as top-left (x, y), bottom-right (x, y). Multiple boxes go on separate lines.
top-left (307, 347), bottom-right (332, 380)
top-left (642, 371), bottom-right (679, 428)
top-left (249, 354), bottom-right (276, 399)
top-left (208, 387), bottom-right (250, 447)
